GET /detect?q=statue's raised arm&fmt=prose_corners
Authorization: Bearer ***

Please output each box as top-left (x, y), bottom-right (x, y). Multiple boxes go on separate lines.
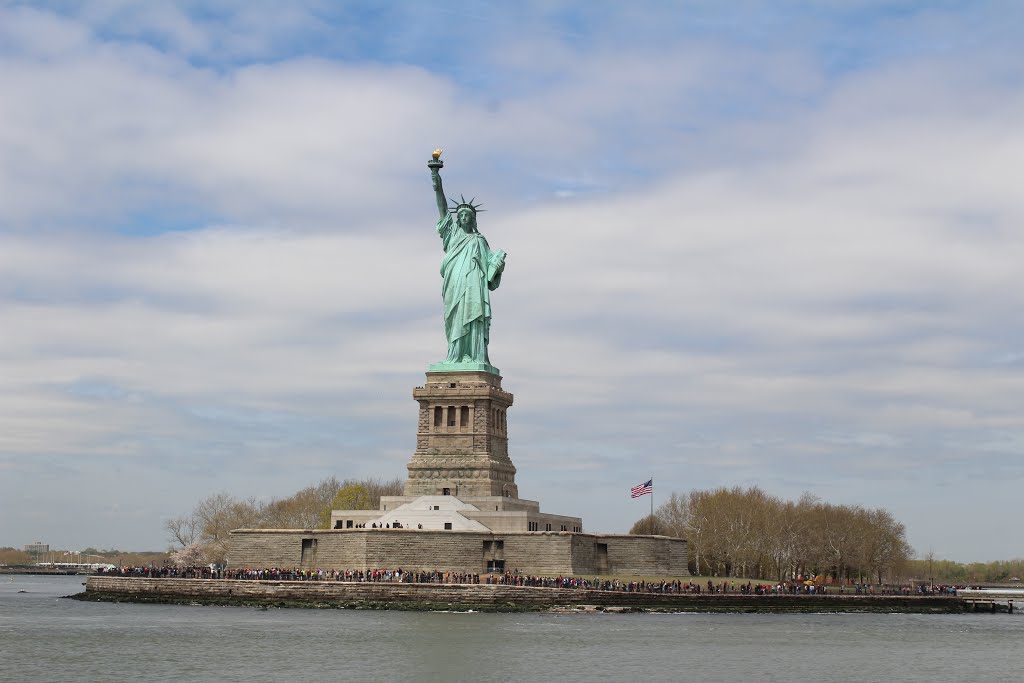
top-left (428, 149), bottom-right (447, 220)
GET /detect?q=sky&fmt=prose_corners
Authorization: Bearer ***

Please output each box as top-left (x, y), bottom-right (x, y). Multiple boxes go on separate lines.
top-left (0, 1), bottom-right (1021, 563)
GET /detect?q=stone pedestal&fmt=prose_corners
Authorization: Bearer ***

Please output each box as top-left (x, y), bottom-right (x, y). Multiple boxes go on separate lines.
top-left (404, 371), bottom-right (518, 498)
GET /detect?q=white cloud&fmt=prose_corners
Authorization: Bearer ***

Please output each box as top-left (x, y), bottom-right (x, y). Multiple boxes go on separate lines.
top-left (0, 4), bottom-right (1022, 561)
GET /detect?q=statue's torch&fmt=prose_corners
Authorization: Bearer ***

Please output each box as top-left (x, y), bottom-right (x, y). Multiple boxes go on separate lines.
top-left (429, 149), bottom-right (446, 218)
top-left (428, 148), bottom-right (443, 173)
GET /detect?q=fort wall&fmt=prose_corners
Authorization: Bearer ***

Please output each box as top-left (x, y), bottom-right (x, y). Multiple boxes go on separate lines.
top-left (227, 528), bottom-right (689, 577)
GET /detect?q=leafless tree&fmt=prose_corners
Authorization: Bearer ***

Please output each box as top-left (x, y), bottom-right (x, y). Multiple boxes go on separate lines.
top-left (164, 513), bottom-right (201, 549)
top-left (632, 486), bottom-right (912, 581)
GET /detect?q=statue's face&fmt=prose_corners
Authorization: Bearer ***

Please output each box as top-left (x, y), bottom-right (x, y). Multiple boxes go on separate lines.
top-left (457, 209), bottom-right (476, 232)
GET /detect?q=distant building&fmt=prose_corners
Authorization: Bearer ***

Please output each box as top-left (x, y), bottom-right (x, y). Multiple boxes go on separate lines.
top-left (24, 542), bottom-right (49, 559)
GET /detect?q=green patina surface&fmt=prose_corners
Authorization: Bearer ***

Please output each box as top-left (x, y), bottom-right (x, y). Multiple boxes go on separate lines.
top-left (428, 152), bottom-right (505, 375)
top-left (427, 360), bottom-right (500, 374)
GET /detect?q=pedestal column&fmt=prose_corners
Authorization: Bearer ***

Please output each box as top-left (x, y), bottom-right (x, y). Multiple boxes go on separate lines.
top-left (404, 371), bottom-right (518, 497)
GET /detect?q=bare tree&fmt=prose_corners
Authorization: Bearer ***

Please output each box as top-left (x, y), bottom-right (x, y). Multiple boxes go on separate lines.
top-left (262, 476), bottom-right (342, 529)
top-left (641, 486), bottom-right (911, 582)
top-left (193, 492), bottom-right (263, 564)
top-left (655, 492), bottom-right (690, 538)
top-left (164, 513), bottom-right (201, 549)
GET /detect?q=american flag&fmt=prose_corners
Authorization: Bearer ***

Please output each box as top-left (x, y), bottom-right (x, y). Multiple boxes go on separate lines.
top-left (631, 479), bottom-right (653, 498)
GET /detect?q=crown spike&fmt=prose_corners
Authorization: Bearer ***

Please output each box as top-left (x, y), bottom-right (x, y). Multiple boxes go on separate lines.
top-left (446, 194), bottom-right (486, 214)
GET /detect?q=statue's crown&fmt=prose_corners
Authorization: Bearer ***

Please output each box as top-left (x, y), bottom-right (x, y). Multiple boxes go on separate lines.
top-left (448, 195), bottom-right (485, 215)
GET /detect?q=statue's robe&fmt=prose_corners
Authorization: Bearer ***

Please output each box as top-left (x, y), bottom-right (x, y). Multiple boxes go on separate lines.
top-left (437, 213), bottom-right (503, 364)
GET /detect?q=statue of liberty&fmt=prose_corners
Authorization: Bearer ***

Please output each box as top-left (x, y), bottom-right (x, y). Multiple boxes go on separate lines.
top-left (427, 150), bottom-right (506, 374)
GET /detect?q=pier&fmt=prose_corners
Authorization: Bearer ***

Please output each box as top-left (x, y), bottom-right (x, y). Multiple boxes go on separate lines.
top-left (958, 589), bottom-right (1018, 614)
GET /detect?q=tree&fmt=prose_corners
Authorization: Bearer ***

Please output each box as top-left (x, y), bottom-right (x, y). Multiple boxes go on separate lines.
top-left (262, 476), bottom-right (341, 529)
top-left (815, 502), bottom-right (858, 581)
top-left (318, 477), bottom-right (403, 528)
top-left (629, 514), bottom-right (660, 535)
top-left (356, 476), bottom-right (404, 507)
top-left (636, 485), bottom-right (913, 582)
top-left (169, 476), bottom-right (406, 563)
top-left (193, 492), bottom-right (262, 564)
top-left (0, 548), bottom-right (32, 565)
top-left (170, 543), bottom-right (206, 568)
top-left (655, 492), bottom-right (690, 538)
top-left (328, 483), bottom-right (372, 509)
top-left (858, 508), bottom-right (911, 583)
top-left (903, 557), bottom-right (1024, 584)
top-left (165, 513), bottom-right (201, 549)
top-left (684, 490), bottom-right (712, 575)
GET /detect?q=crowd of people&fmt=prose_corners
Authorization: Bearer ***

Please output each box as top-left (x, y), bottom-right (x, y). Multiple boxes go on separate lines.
top-left (93, 565), bottom-right (963, 596)
top-left (852, 582), bottom-right (961, 596)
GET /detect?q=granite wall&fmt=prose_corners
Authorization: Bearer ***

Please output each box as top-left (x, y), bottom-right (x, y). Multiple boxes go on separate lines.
top-left (227, 529), bottom-right (689, 577)
top-left (81, 576), bottom-right (962, 613)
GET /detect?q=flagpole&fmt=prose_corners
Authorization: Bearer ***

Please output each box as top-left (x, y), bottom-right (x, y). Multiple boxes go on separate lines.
top-left (650, 477), bottom-right (654, 533)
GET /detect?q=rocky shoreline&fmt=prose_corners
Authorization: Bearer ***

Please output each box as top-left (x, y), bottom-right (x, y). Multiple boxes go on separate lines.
top-left (73, 576), bottom-right (963, 613)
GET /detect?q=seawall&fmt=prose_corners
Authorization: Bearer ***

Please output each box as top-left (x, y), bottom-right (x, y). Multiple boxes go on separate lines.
top-left (76, 576), bottom-right (962, 613)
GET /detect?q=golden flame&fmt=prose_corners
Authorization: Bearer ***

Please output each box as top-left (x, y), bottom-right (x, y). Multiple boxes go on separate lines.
top-left (431, 148), bottom-right (443, 160)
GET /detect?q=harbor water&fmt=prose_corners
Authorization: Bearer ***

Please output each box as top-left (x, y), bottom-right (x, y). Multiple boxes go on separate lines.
top-left (4, 575), bottom-right (1019, 682)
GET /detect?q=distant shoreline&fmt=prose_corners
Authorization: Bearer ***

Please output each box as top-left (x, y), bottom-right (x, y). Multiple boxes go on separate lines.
top-left (73, 576), bottom-right (965, 613)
